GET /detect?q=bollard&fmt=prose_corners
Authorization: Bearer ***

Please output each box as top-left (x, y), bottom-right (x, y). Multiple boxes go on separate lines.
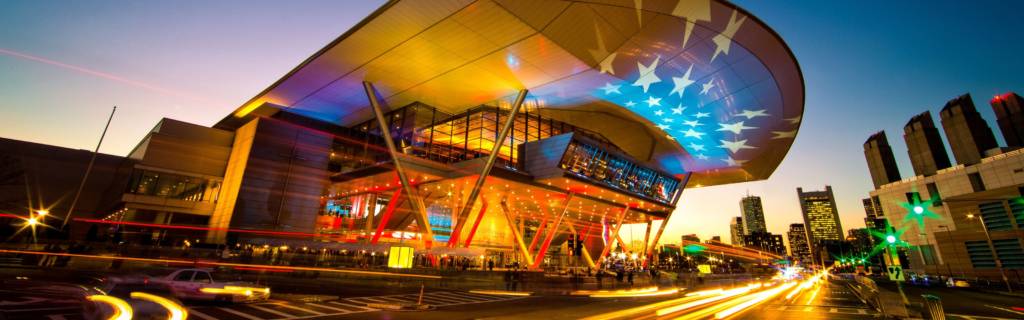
top-left (418, 284), bottom-right (425, 305)
top-left (920, 294), bottom-right (945, 320)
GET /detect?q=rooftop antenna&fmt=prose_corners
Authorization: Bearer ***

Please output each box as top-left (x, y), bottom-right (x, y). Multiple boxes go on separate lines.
top-left (61, 106), bottom-right (116, 231)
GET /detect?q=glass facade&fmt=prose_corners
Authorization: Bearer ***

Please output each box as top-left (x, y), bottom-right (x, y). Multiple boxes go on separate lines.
top-left (352, 103), bottom-right (620, 170)
top-left (126, 169), bottom-right (219, 202)
top-left (560, 140), bottom-right (679, 203)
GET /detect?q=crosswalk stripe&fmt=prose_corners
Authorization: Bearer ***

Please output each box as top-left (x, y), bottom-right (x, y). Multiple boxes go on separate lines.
top-left (248, 304), bottom-right (297, 318)
top-left (419, 295), bottom-right (460, 303)
top-left (433, 292), bottom-right (492, 301)
top-left (329, 301), bottom-right (374, 311)
top-left (423, 295), bottom-right (469, 304)
top-left (829, 308), bottom-right (838, 313)
top-left (274, 303), bottom-right (325, 316)
top-left (352, 297), bottom-right (392, 304)
top-left (305, 302), bottom-right (351, 313)
top-left (858, 309), bottom-right (867, 314)
top-left (372, 296), bottom-right (412, 303)
top-left (218, 307), bottom-right (263, 320)
top-left (186, 308), bottom-right (218, 320)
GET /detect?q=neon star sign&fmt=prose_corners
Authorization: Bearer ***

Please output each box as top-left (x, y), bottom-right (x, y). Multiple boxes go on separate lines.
top-left (899, 194), bottom-right (939, 228)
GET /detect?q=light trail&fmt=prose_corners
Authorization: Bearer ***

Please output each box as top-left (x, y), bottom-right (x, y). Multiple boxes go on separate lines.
top-left (804, 284), bottom-right (821, 305)
top-left (580, 290), bottom-right (725, 320)
top-left (589, 287), bottom-right (679, 298)
top-left (86, 295), bottom-right (133, 320)
top-left (714, 282), bottom-right (796, 319)
top-left (655, 285), bottom-right (755, 316)
top-left (0, 249), bottom-right (441, 279)
top-left (130, 292), bottom-right (187, 320)
top-left (0, 48), bottom-right (216, 104)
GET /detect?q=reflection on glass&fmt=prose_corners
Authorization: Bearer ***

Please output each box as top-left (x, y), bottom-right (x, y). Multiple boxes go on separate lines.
top-left (560, 141), bottom-right (679, 204)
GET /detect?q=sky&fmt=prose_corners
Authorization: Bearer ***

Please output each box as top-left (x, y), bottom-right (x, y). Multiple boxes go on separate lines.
top-left (2, 1), bottom-right (1024, 247)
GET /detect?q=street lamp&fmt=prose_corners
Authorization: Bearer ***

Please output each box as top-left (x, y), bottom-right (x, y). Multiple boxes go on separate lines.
top-left (36, 210), bottom-right (48, 217)
top-left (26, 217), bottom-right (38, 226)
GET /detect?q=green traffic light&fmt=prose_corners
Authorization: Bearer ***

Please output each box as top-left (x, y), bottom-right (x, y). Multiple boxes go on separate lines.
top-left (913, 205), bottom-right (924, 214)
top-left (886, 235), bottom-right (896, 244)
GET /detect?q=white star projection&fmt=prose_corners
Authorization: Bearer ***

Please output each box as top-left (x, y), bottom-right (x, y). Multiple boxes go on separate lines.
top-left (587, 4), bottom-right (798, 172)
top-left (671, 0), bottom-right (712, 49)
top-left (669, 65), bottom-right (696, 98)
top-left (632, 56), bottom-right (662, 93)
top-left (711, 10), bottom-right (747, 62)
top-left (589, 22), bottom-right (617, 75)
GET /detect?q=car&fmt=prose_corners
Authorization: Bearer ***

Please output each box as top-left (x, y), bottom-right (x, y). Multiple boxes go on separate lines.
top-left (146, 268), bottom-right (270, 303)
top-left (946, 278), bottom-right (971, 288)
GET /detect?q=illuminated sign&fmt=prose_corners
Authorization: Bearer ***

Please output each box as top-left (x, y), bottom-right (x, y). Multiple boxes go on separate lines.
top-left (698, 264), bottom-right (712, 274)
top-left (388, 246), bottom-right (414, 269)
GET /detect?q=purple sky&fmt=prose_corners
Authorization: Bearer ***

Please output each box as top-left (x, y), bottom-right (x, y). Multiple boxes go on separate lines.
top-left (3, 1), bottom-right (1023, 246)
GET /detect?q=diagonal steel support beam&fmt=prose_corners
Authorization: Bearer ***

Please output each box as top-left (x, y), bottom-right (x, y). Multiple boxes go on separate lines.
top-left (531, 193), bottom-right (574, 270)
top-left (499, 198), bottom-right (534, 267)
top-left (449, 89), bottom-right (529, 248)
top-left (641, 220), bottom-right (652, 267)
top-left (598, 206), bottom-right (630, 264)
top-left (647, 173), bottom-right (690, 263)
top-left (370, 188), bottom-right (402, 244)
top-left (363, 81), bottom-right (435, 249)
top-left (527, 216), bottom-right (549, 254)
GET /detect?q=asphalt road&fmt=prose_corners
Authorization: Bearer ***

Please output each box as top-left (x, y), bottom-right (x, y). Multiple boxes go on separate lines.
top-left (3, 265), bottom-right (1023, 320)
top-left (748, 277), bottom-right (877, 320)
top-left (874, 279), bottom-right (1024, 319)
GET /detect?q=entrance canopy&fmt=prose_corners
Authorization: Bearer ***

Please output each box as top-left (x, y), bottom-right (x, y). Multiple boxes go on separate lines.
top-left (219, 0), bottom-right (804, 187)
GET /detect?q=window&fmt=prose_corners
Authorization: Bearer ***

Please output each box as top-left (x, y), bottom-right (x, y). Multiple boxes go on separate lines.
top-left (968, 173), bottom-right (985, 192)
top-left (905, 190), bottom-right (921, 204)
top-left (926, 183), bottom-right (941, 206)
top-left (992, 239), bottom-right (1024, 268)
top-left (978, 202), bottom-right (1013, 231)
top-left (191, 272), bottom-right (213, 284)
top-left (173, 271), bottom-right (195, 282)
top-left (919, 244), bottom-right (938, 265)
top-left (965, 241), bottom-right (995, 269)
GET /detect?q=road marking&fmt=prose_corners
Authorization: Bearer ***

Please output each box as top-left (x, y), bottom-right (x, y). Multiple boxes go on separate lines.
top-left (351, 296), bottom-right (392, 304)
top-left (247, 304), bottom-right (296, 318)
top-left (305, 302), bottom-right (351, 313)
top-left (858, 309), bottom-right (867, 314)
top-left (986, 305), bottom-right (1024, 316)
top-left (186, 308), bottom-right (219, 320)
top-left (329, 300), bottom-right (374, 311)
top-left (274, 303), bottom-right (325, 316)
top-left (803, 306), bottom-right (813, 312)
top-left (829, 308), bottom-right (838, 313)
top-left (218, 307), bottom-right (263, 320)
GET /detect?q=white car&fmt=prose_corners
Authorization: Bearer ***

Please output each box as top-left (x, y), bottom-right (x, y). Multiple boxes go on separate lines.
top-left (149, 268), bottom-right (270, 303)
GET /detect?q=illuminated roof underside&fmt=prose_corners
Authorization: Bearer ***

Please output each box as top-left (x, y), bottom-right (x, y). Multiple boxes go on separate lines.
top-left (222, 0), bottom-right (804, 187)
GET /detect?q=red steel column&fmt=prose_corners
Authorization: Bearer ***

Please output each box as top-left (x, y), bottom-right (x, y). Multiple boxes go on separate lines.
top-left (531, 193), bottom-right (574, 270)
top-left (370, 188), bottom-right (402, 244)
top-left (462, 199), bottom-right (488, 248)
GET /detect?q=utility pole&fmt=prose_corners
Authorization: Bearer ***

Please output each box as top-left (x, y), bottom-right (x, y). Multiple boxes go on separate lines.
top-left (61, 106), bottom-right (116, 231)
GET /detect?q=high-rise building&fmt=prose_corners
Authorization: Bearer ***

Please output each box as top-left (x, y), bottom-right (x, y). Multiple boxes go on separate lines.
top-left (990, 92), bottom-right (1024, 148)
top-left (903, 111), bottom-right (952, 176)
top-left (939, 93), bottom-right (998, 166)
top-left (846, 228), bottom-right (872, 255)
top-left (797, 186), bottom-right (844, 243)
top-left (787, 223), bottom-right (811, 263)
top-left (740, 195), bottom-right (767, 234)
top-left (744, 231), bottom-right (786, 256)
top-left (729, 216), bottom-right (745, 246)
top-left (863, 131), bottom-right (902, 188)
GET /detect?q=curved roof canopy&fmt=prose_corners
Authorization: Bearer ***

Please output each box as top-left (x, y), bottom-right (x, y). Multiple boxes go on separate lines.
top-left (221, 0), bottom-right (804, 187)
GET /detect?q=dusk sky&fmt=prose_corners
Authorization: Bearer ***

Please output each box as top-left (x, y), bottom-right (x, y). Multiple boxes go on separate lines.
top-left (3, 1), bottom-right (1024, 246)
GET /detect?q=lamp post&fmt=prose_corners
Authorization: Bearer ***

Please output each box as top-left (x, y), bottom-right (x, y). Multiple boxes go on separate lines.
top-left (937, 225), bottom-right (964, 278)
top-left (966, 212), bottom-right (1013, 292)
